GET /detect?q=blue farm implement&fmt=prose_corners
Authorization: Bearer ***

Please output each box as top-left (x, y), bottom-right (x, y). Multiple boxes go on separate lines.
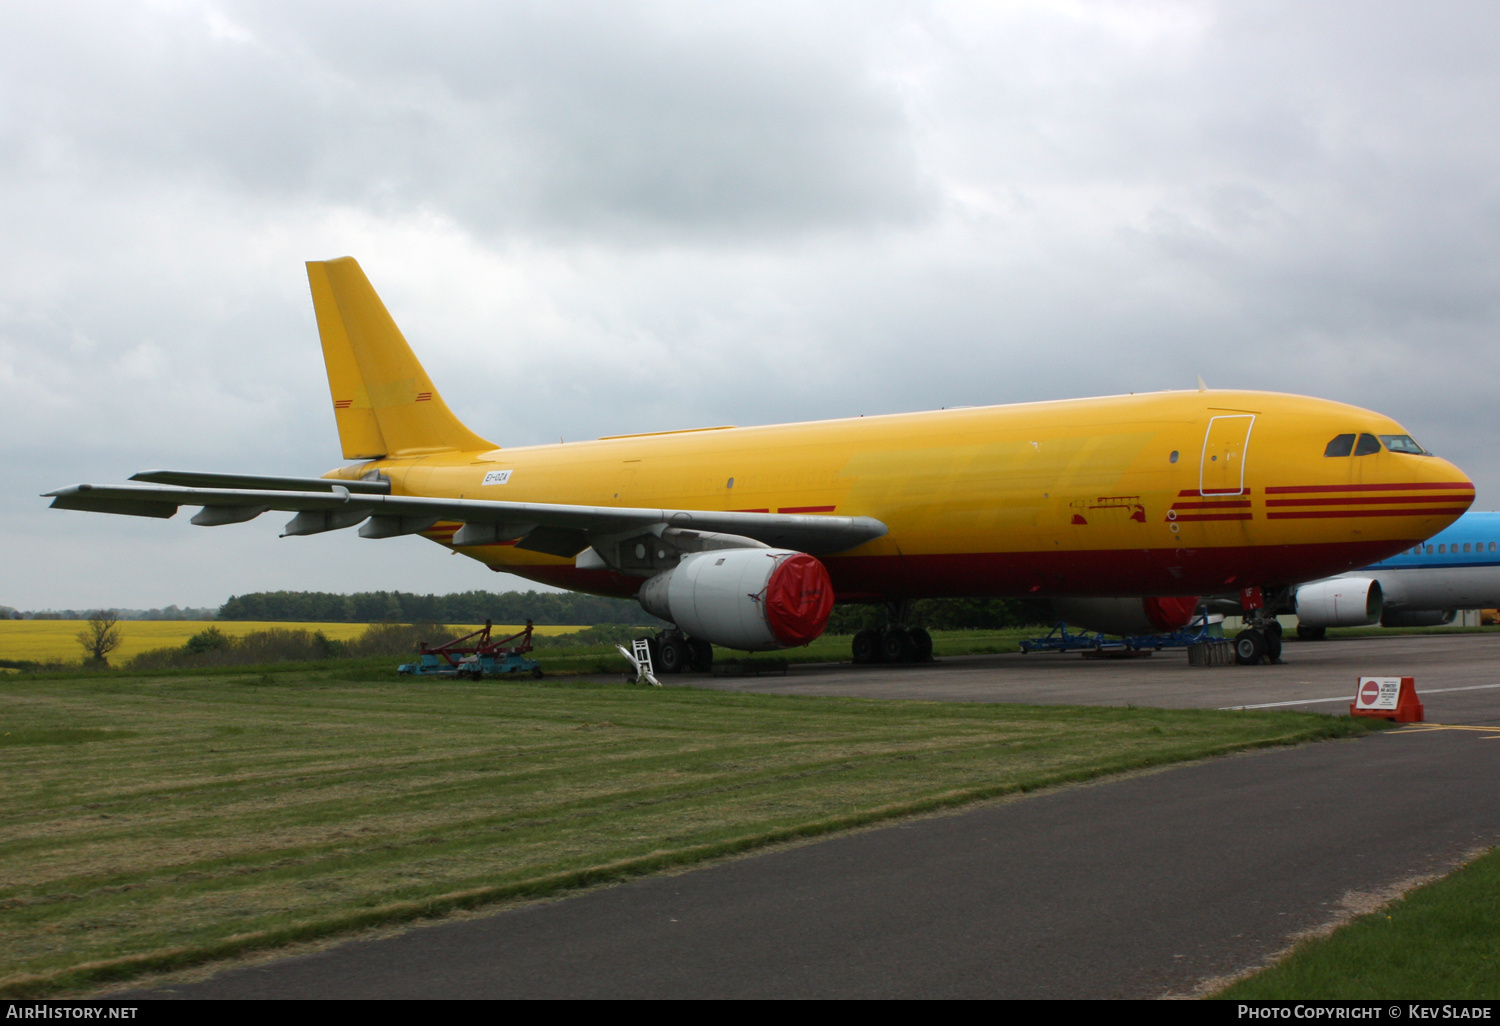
top-left (399, 620), bottom-right (543, 680)
top-left (1020, 609), bottom-right (1221, 658)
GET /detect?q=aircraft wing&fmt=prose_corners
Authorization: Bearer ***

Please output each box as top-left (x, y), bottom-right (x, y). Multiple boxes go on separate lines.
top-left (43, 481), bottom-right (887, 557)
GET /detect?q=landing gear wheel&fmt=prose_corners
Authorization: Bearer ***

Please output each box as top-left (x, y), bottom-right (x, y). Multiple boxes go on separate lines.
top-left (1264, 626), bottom-right (1283, 663)
top-left (657, 637), bottom-right (689, 674)
top-left (1296, 624), bottom-right (1326, 641)
top-left (1234, 629), bottom-right (1267, 665)
top-left (852, 630), bottom-right (879, 664)
top-left (881, 628), bottom-right (915, 664)
top-left (909, 628), bottom-right (934, 663)
top-left (688, 639), bottom-right (714, 673)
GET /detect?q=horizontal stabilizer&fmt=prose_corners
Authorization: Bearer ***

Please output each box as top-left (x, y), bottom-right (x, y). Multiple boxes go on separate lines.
top-left (132, 470), bottom-right (389, 494)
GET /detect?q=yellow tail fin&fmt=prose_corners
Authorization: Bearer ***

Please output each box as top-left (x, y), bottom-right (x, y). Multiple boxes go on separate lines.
top-left (307, 257), bottom-right (496, 459)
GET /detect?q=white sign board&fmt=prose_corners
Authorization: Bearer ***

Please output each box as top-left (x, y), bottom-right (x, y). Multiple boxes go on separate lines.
top-left (482, 469), bottom-right (513, 486)
top-left (1355, 676), bottom-right (1403, 710)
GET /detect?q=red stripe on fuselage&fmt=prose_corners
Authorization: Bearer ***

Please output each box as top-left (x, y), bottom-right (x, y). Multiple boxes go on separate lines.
top-left (1265, 494), bottom-right (1474, 507)
top-left (1264, 482), bottom-right (1473, 494)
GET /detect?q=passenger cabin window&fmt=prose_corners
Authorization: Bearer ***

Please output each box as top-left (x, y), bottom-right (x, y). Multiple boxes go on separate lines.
top-left (1324, 434), bottom-right (1355, 457)
top-left (1354, 433), bottom-right (1382, 456)
top-left (1380, 434), bottom-right (1427, 455)
top-left (1491, 542), bottom-right (1497, 552)
top-left (1426, 545), bottom-right (1435, 554)
top-left (1464, 543), bottom-right (1472, 553)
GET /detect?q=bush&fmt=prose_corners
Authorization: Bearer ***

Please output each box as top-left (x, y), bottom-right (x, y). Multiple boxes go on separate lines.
top-left (124, 623), bottom-right (466, 671)
top-left (184, 627), bottom-right (228, 655)
top-left (530, 625), bottom-right (642, 649)
top-left (341, 623), bottom-right (463, 658)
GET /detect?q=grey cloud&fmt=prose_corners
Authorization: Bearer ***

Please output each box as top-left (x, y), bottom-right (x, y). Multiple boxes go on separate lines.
top-left (0, 2), bottom-right (933, 241)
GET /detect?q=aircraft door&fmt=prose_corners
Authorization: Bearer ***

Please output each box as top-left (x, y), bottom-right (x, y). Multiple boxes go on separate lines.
top-left (1199, 415), bottom-right (1254, 496)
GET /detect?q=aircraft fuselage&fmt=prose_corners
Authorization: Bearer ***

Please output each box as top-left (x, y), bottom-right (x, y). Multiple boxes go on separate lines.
top-left (332, 388), bottom-right (1473, 603)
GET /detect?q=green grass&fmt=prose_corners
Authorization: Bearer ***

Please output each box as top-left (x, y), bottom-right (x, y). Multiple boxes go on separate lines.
top-left (0, 667), bottom-right (1377, 997)
top-left (1218, 846), bottom-right (1500, 999)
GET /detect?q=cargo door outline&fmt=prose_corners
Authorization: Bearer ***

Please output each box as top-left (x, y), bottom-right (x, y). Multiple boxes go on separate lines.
top-left (1199, 415), bottom-right (1254, 496)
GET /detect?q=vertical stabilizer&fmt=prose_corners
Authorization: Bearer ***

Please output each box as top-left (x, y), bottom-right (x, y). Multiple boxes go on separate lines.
top-left (307, 258), bottom-right (496, 458)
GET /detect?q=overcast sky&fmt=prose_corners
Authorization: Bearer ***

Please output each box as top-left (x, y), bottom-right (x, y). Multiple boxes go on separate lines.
top-left (4, 0), bottom-right (1497, 610)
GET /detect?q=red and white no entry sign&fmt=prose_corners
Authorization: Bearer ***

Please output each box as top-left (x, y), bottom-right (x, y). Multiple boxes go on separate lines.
top-left (1350, 676), bottom-right (1423, 722)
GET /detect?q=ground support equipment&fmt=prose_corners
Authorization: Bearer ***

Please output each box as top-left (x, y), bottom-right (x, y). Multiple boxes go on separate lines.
top-left (398, 619), bottom-right (543, 680)
top-left (617, 638), bottom-right (662, 686)
top-left (1022, 611), bottom-right (1222, 658)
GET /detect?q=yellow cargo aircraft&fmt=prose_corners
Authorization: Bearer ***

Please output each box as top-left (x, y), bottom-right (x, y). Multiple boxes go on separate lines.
top-left (47, 258), bottom-right (1474, 670)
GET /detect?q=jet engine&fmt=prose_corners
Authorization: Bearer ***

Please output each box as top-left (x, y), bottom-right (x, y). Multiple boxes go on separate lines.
top-left (1380, 609), bottom-right (1454, 628)
top-left (636, 548), bottom-right (835, 651)
top-left (1293, 578), bottom-right (1383, 628)
top-left (1050, 596), bottom-right (1201, 636)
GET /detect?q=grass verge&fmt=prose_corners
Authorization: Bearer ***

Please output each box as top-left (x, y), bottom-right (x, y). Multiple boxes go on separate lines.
top-left (0, 668), bottom-right (1379, 997)
top-left (1217, 846), bottom-right (1500, 999)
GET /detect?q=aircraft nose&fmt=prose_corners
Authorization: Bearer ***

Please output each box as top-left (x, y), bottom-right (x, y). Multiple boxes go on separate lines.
top-left (1414, 453), bottom-right (1475, 519)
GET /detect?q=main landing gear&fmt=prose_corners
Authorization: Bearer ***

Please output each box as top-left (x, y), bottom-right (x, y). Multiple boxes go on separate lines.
top-left (647, 631), bottom-right (714, 675)
top-left (1233, 617), bottom-right (1283, 665)
top-left (851, 602), bottom-right (934, 664)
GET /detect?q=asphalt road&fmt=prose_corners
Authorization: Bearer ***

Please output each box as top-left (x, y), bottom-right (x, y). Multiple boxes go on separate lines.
top-left (130, 634), bottom-right (1500, 1000)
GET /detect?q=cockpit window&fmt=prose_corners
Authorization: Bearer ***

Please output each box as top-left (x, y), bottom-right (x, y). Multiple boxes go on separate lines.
top-left (1354, 433), bottom-right (1382, 456)
top-left (1380, 434), bottom-right (1427, 455)
top-left (1324, 434), bottom-right (1355, 457)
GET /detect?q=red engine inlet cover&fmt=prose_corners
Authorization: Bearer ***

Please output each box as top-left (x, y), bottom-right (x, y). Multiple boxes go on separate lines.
top-left (763, 553), bottom-right (835, 646)
top-left (1143, 595), bottom-right (1201, 632)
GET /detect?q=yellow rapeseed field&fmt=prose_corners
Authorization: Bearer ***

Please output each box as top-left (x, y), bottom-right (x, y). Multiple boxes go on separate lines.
top-left (0, 621), bottom-right (578, 664)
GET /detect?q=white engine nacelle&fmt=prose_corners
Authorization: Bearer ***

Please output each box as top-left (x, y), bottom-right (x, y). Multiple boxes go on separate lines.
top-left (636, 548), bottom-right (835, 651)
top-left (1050, 596), bottom-right (1201, 636)
top-left (1294, 578), bottom-right (1383, 628)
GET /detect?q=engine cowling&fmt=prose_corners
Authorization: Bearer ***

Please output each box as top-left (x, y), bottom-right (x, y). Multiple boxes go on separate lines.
top-left (637, 548), bottom-right (835, 651)
top-left (1050, 596), bottom-right (1201, 636)
top-left (1381, 609), bottom-right (1455, 628)
top-left (1293, 578), bottom-right (1383, 628)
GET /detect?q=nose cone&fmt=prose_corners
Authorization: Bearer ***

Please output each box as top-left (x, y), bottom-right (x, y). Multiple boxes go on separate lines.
top-left (1411, 453), bottom-right (1475, 527)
